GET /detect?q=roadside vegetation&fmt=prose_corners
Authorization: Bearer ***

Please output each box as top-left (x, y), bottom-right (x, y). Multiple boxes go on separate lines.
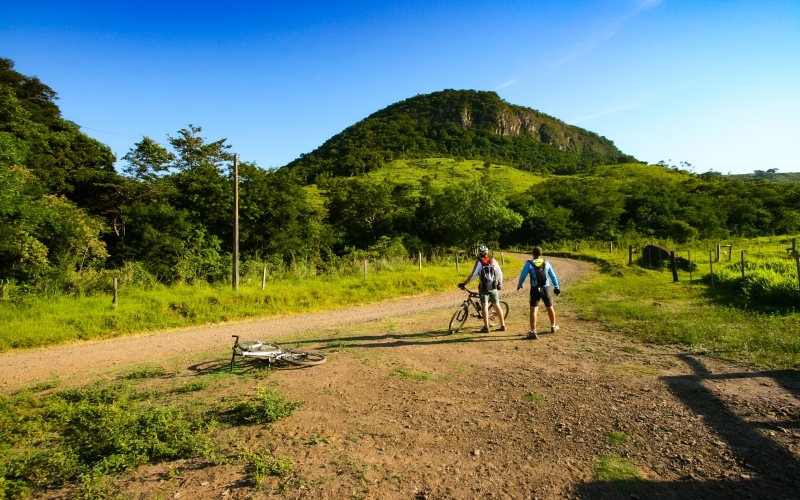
top-left (0, 364), bottom-right (299, 499)
top-left (0, 254), bottom-right (520, 351)
top-left (547, 235), bottom-right (800, 369)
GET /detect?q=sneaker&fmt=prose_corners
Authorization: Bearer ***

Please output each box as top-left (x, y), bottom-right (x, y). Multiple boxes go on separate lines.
top-left (479, 327), bottom-right (490, 333)
top-left (527, 329), bottom-right (539, 340)
top-left (499, 326), bottom-right (507, 332)
top-left (551, 325), bottom-right (560, 333)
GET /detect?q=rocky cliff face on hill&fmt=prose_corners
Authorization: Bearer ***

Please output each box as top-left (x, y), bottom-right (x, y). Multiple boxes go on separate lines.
top-left (284, 89), bottom-right (639, 182)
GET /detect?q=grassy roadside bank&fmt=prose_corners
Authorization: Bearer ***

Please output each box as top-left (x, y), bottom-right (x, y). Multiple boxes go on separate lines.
top-left (0, 257), bottom-right (522, 352)
top-left (558, 253), bottom-right (800, 370)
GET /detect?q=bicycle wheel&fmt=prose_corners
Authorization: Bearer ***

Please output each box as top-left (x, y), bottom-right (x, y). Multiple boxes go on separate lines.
top-left (448, 305), bottom-right (469, 334)
top-left (282, 350), bottom-right (327, 366)
top-left (488, 301), bottom-right (509, 323)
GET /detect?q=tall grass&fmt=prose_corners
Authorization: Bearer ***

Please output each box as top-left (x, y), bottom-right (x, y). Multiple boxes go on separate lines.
top-left (714, 257), bottom-right (800, 309)
top-left (0, 255), bottom-right (521, 351)
top-left (563, 249), bottom-right (800, 369)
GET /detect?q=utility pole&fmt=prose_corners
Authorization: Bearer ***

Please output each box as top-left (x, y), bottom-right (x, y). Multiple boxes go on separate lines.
top-left (233, 154), bottom-right (240, 291)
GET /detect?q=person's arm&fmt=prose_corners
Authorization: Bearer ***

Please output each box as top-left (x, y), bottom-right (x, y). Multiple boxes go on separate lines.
top-left (461, 259), bottom-right (481, 286)
top-left (493, 258), bottom-right (503, 286)
top-left (517, 261), bottom-right (531, 290)
top-left (547, 263), bottom-right (560, 290)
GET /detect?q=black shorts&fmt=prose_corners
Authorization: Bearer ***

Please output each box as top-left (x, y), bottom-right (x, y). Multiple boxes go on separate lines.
top-left (530, 287), bottom-right (554, 308)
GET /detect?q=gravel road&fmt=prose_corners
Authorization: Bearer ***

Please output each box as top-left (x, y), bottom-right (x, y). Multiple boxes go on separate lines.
top-left (0, 256), bottom-right (593, 388)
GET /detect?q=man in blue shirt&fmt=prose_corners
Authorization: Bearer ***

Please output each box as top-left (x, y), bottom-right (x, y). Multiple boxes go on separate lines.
top-left (516, 246), bottom-right (561, 339)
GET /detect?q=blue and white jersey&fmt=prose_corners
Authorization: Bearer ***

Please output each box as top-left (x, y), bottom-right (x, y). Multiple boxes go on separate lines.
top-left (517, 258), bottom-right (559, 289)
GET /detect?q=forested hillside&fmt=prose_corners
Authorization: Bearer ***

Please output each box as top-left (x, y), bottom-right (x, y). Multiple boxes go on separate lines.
top-left (2, 58), bottom-right (799, 294)
top-left (285, 89), bottom-right (640, 182)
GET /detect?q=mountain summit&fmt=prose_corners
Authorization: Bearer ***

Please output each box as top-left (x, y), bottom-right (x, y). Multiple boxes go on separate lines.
top-left (285, 89), bottom-right (639, 182)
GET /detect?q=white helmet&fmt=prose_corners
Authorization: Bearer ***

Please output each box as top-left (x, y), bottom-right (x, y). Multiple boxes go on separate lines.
top-left (478, 245), bottom-right (489, 256)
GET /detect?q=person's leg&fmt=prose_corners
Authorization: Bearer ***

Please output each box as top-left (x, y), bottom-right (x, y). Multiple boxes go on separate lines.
top-left (481, 298), bottom-right (490, 330)
top-left (491, 298), bottom-right (505, 328)
top-left (546, 305), bottom-right (556, 326)
top-left (531, 305), bottom-right (539, 331)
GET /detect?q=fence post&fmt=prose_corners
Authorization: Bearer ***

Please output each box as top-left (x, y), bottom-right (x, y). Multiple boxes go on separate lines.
top-left (792, 238), bottom-right (800, 291)
top-left (418, 252), bottom-right (422, 271)
top-left (456, 255), bottom-right (459, 272)
top-left (628, 245), bottom-right (633, 265)
top-left (364, 260), bottom-right (368, 279)
top-left (670, 251), bottom-right (679, 283)
top-left (610, 242), bottom-right (613, 253)
top-left (709, 251), bottom-right (715, 290)
top-left (112, 278), bottom-right (118, 309)
top-left (501, 252), bottom-right (505, 266)
top-left (689, 250), bottom-right (693, 283)
top-left (716, 243), bottom-right (720, 262)
top-left (261, 267), bottom-right (267, 291)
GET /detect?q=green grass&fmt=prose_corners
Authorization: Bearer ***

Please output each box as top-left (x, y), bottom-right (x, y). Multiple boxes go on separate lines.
top-left (593, 455), bottom-right (644, 481)
top-left (367, 158), bottom-right (546, 193)
top-left (605, 430), bottom-right (630, 446)
top-left (0, 257), bottom-right (520, 352)
top-left (389, 368), bottom-right (434, 381)
top-left (0, 375), bottom-right (301, 498)
top-left (523, 393), bottom-right (546, 403)
top-left (565, 255), bottom-right (800, 369)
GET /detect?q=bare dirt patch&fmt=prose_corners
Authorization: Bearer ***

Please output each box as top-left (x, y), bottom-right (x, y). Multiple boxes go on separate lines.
top-left (4, 257), bottom-right (800, 499)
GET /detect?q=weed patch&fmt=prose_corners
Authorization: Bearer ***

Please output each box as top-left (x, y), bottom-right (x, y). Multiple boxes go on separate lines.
top-left (230, 386), bottom-right (303, 424)
top-left (523, 393), bottom-right (546, 403)
top-left (593, 455), bottom-right (644, 481)
top-left (389, 368), bottom-right (433, 381)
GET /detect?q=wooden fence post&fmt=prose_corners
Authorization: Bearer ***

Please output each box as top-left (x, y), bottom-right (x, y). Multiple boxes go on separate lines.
top-left (418, 252), bottom-right (422, 271)
top-left (364, 260), bottom-right (368, 279)
top-left (609, 242), bottom-right (613, 253)
top-left (112, 277), bottom-right (118, 309)
top-left (261, 267), bottom-right (267, 291)
top-left (628, 245), bottom-right (633, 266)
top-left (670, 251), bottom-right (679, 282)
top-left (456, 255), bottom-right (459, 272)
top-left (792, 238), bottom-right (800, 291)
top-left (688, 250), bottom-right (693, 283)
top-left (501, 252), bottom-right (505, 266)
top-left (716, 243), bottom-right (720, 262)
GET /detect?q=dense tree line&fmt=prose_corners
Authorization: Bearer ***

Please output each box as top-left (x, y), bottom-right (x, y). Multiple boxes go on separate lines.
top-left (1, 59), bottom-right (798, 292)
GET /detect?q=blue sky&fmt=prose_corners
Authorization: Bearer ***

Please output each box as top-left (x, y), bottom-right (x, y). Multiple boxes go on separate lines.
top-left (2, 0), bottom-right (798, 174)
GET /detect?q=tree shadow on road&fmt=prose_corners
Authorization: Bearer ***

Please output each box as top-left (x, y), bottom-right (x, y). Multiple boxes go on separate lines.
top-left (576, 354), bottom-right (800, 499)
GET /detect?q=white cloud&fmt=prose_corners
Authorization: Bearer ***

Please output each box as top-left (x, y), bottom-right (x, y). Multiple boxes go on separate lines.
top-left (495, 79), bottom-right (520, 90)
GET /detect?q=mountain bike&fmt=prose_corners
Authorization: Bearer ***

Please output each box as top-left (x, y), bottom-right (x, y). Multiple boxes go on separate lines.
top-left (448, 286), bottom-right (509, 334)
top-left (230, 335), bottom-right (326, 371)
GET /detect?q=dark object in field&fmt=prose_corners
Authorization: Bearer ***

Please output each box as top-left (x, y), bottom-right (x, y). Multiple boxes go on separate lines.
top-left (641, 244), bottom-right (695, 271)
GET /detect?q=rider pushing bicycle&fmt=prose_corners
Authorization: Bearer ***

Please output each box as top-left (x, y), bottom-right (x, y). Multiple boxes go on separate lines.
top-left (459, 245), bottom-right (506, 333)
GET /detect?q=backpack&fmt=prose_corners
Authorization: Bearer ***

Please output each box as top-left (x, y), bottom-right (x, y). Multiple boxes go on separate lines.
top-left (529, 259), bottom-right (547, 288)
top-left (478, 258), bottom-right (497, 291)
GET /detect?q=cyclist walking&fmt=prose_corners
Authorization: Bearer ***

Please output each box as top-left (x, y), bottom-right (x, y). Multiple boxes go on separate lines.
top-left (516, 246), bottom-right (561, 339)
top-left (459, 245), bottom-right (506, 333)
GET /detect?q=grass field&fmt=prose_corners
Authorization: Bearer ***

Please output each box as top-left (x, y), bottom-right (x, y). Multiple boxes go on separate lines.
top-left (367, 158), bottom-right (547, 193)
top-left (556, 241), bottom-right (800, 370)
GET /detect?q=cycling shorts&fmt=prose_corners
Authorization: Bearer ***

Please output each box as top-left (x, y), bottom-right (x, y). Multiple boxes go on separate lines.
top-left (530, 287), bottom-right (553, 308)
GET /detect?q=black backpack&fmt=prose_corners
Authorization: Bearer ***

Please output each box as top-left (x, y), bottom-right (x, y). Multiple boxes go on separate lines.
top-left (479, 259), bottom-right (497, 290)
top-left (529, 259), bottom-right (547, 288)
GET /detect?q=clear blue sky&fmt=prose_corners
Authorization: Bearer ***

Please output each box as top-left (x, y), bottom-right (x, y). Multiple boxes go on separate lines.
top-left (2, 0), bottom-right (798, 174)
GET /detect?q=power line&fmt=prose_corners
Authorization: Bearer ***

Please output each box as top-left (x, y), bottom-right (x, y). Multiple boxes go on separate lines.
top-left (79, 126), bottom-right (140, 140)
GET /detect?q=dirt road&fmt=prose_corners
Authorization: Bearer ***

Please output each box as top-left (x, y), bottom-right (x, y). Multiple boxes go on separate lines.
top-left (4, 256), bottom-right (800, 499)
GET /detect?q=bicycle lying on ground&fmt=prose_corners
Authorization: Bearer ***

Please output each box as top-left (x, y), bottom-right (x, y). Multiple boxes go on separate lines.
top-left (230, 335), bottom-right (326, 371)
top-left (448, 286), bottom-right (509, 334)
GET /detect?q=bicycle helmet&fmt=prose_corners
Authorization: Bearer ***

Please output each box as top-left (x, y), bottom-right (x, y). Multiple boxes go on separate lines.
top-left (478, 245), bottom-right (489, 256)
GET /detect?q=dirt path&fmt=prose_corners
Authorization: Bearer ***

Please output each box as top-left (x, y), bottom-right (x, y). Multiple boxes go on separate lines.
top-left (5, 256), bottom-right (800, 499)
top-left (0, 255), bottom-right (588, 389)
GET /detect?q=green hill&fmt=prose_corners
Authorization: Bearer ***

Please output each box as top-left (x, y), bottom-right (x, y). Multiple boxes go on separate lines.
top-left (284, 89), bottom-right (640, 183)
